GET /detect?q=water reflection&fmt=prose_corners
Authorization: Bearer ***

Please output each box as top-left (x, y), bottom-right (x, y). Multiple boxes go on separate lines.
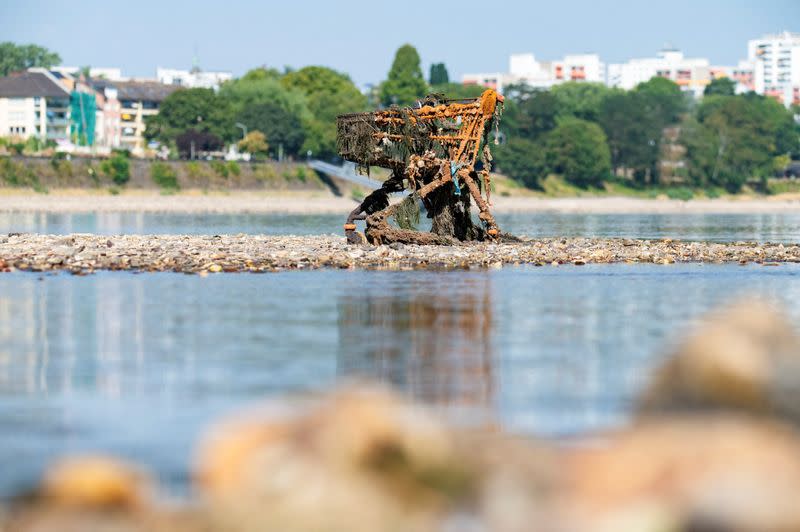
top-left (338, 275), bottom-right (494, 425)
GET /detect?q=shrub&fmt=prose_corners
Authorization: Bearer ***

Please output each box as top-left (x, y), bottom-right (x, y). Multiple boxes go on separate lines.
top-left (24, 136), bottom-right (44, 154)
top-left (55, 159), bottom-right (73, 178)
top-left (665, 187), bottom-right (694, 201)
top-left (210, 160), bottom-right (228, 178)
top-left (151, 162), bottom-right (179, 191)
top-left (0, 156), bottom-right (44, 190)
top-left (49, 151), bottom-right (67, 172)
top-left (101, 152), bottom-right (130, 186)
top-left (0, 156), bottom-right (22, 185)
top-left (253, 163), bottom-right (277, 182)
top-left (226, 161), bottom-right (241, 177)
top-left (185, 161), bottom-right (202, 179)
top-left (295, 165), bottom-right (307, 182)
top-left (176, 129), bottom-right (222, 159)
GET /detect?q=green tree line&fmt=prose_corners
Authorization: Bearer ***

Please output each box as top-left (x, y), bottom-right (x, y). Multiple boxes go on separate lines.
top-left (144, 65), bottom-right (369, 160)
top-left (494, 75), bottom-right (800, 193)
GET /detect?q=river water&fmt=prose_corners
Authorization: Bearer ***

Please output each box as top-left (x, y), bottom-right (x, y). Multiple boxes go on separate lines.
top-left (4, 211), bottom-right (800, 242)
top-left (1, 212), bottom-right (799, 497)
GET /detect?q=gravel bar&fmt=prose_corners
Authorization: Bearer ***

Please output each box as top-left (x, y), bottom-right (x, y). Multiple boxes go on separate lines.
top-left (1, 234), bottom-right (799, 274)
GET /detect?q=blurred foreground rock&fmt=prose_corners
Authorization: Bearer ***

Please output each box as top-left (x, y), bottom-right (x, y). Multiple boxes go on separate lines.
top-left (195, 387), bottom-right (557, 532)
top-left (639, 298), bottom-right (800, 424)
top-left (558, 417), bottom-right (800, 532)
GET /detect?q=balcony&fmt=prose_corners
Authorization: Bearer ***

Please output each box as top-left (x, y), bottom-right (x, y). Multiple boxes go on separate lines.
top-left (47, 118), bottom-right (70, 127)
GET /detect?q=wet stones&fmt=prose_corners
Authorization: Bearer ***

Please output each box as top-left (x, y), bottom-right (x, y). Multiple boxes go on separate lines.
top-left (0, 235), bottom-right (799, 274)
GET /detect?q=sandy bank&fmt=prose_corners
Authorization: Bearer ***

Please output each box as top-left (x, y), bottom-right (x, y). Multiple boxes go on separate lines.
top-left (2, 190), bottom-right (800, 214)
top-left (1, 234), bottom-right (797, 274)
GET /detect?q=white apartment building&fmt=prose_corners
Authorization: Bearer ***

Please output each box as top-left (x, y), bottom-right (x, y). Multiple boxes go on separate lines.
top-left (607, 48), bottom-right (715, 98)
top-left (710, 60), bottom-right (756, 93)
top-left (156, 67), bottom-right (232, 90)
top-left (748, 31), bottom-right (800, 107)
top-left (0, 68), bottom-right (71, 142)
top-left (462, 52), bottom-right (604, 93)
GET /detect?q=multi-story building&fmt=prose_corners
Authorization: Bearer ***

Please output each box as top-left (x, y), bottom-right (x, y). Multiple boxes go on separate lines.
top-left (0, 68), bottom-right (72, 142)
top-left (748, 31), bottom-right (800, 107)
top-left (88, 79), bottom-right (122, 149)
top-left (115, 81), bottom-right (179, 155)
top-left (462, 52), bottom-right (604, 93)
top-left (710, 60), bottom-right (756, 93)
top-left (607, 47), bottom-right (714, 98)
top-left (156, 67), bottom-right (232, 90)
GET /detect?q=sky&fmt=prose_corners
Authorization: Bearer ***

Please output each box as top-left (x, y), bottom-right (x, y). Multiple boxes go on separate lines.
top-left (1, 0), bottom-right (797, 87)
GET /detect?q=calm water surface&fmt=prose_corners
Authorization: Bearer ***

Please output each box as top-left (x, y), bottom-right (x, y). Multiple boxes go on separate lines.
top-left (2, 264), bottom-right (800, 496)
top-left (3, 211), bottom-right (800, 242)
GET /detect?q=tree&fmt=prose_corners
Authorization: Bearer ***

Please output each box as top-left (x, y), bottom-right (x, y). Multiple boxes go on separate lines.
top-left (239, 66), bottom-right (283, 82)
top-left (704, 77), bottom-right (736, 97)
top-left (175, 129), bottom-right (223, 159)
top-left (546, 118), bottom-right (611, 187)
top-left (238, 130), bottom-right (269, 157)
top-left (429, 63), bottom-right (449, 85)
top-left (502, 84), bottom-right (562, 142)
top-left (0, 42), bottom-right (61, 76)
top-left (379, 44), bottom-right (428, 107)
top-left (219, 75), bottom-right (309, 121)
top-left (550, 82), bottom-right (617, 123)
top-left (236, 102), bottom-right (305, 158)
top-left (682, 93), bottom-right (799, 192)
top-left (495, 137), bottom-right (548, 189)
top-left (599, 91), bottom-right (661, 182)
top-left (145, 88), bottom-right (233, 144)
top-left (281, 66), bottom-right (367, 157)
top-left (635, 76), bottom-right (686, 125)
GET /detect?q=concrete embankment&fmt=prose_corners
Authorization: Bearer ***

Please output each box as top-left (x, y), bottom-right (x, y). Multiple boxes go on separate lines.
top-left (0, 234), bottom-right (798, 274)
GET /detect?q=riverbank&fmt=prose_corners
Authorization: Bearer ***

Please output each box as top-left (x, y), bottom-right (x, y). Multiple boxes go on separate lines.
top-left (1, 234), bottom-right (797, 274)
top-left (2, 189), bottom-right (800, 214)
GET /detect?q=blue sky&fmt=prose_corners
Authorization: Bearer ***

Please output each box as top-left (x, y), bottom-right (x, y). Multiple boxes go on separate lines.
top-left (1, 0), bottom-right (797, 87)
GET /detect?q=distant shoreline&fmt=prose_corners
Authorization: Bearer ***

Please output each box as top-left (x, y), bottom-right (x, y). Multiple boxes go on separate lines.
top-left (1, 189), bottom-right (800, 215)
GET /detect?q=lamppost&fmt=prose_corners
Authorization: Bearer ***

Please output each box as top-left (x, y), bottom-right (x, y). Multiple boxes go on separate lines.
top-left (235, 122), bottom-right (247, 140)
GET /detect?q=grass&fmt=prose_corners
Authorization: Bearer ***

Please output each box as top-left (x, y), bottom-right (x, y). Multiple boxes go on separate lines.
top-left (497, 173), bottom-right (748, 201)
top-left (351, 186), bottom-right (366, 202)
top-left (766, 179), bottom-right (800, 195)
